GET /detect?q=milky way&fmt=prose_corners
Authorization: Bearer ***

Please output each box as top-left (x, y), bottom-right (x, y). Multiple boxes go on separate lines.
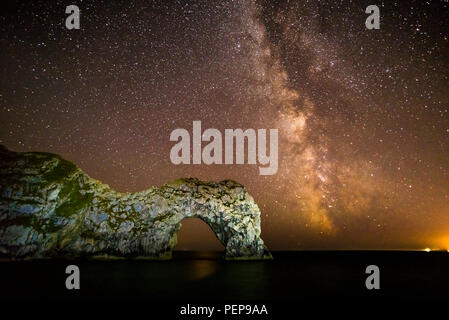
top-left (1, 0), bottom-right (448, 249)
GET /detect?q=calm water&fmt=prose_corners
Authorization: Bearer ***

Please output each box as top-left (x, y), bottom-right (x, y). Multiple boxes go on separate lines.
top-left (1, 251), bottom-right (449, 302)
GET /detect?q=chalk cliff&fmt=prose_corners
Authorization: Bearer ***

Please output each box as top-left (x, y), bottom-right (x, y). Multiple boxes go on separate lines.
top-left (0, 146), bottom-right (271, 260)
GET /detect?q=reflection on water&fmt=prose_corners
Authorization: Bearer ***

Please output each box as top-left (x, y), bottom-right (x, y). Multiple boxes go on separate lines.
top-left (174, 251), bottom-right (222, 281)
top-left (174, 250), bottom-right (223, 281)
top-left (186, 259), bottom-right (220, 281)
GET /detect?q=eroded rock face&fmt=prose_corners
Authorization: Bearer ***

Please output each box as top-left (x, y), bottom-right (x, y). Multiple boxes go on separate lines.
top-left (0, 146), bottom-right (271, 260)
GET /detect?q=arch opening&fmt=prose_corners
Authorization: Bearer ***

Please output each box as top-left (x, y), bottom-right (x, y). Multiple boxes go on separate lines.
top-left (174, 218), bottom-right (225, 252)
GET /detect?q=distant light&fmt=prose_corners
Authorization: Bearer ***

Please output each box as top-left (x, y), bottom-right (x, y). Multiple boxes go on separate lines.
top-left (424, 248), bottom-right (431, 252)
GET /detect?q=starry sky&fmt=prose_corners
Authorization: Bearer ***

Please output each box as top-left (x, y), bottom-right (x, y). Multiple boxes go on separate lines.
top-left (1, 0), bottom-right (448, 250)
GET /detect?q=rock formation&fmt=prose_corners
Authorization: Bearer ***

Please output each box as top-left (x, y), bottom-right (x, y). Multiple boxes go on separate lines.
top-left (0, 145), bottom-right (271, 260)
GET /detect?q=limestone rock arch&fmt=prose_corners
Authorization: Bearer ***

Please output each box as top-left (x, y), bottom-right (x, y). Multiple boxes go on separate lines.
top-left (0, 146), bottom-right (272, 260)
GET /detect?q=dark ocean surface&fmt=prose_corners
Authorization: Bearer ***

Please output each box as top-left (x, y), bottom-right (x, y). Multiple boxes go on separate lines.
top-left (1, 251), bottom-right (448, 299)
top-left (1, 251), bottom-right (448, 317)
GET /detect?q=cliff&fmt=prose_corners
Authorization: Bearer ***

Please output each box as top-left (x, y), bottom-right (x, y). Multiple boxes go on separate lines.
top-left (0, 145), bottom-right (271, 260)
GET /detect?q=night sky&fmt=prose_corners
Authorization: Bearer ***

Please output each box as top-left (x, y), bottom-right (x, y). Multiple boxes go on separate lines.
top-left (1, 0), bottom-right (448, 250)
